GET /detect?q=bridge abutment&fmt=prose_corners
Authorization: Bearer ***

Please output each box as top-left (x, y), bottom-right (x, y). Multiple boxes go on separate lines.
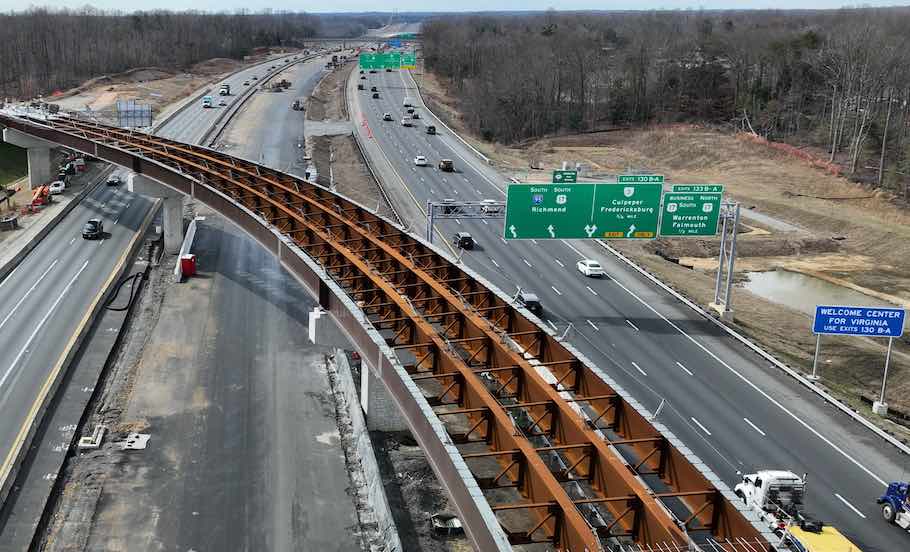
top-left (2, 128), bottom-right (55, 190)
top-left (128, 174), bottom-right (184, 253)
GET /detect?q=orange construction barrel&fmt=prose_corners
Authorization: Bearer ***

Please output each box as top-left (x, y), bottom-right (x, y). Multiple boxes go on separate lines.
top-left (180, 254), bottom-right (197, 277)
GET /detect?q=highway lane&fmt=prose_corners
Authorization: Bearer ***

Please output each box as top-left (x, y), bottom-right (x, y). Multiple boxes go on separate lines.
top-left (355, 68), bottom-right (910, 551)
top-left (156, 53), bottom-right (300, 144)
top-left (0, 175), bottom-right (155, 484)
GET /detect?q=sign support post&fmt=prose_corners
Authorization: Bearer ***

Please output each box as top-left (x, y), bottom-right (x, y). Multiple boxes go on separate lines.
top-left (874, 337), bottom-right (894, 415)
top-left (808, 334), bottom-right (822, 381)
top-left (710, 202), bottom-right (740, 322)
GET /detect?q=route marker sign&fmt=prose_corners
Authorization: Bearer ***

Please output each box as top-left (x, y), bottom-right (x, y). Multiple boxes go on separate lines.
top-left (552, 170), bottom-right (577, 183)
top-left (504, 182), bottom-right (661, 240)
top-left (672, 184), bottom-right (724, 193)
top-left (618, 174), bottom-right (664, 184)
top-left (813, 305), bottom-right (905, 337)
top-left (659, 192), bottom-right (722, 236)
top-left (401, 52), bottom-right (417, 69)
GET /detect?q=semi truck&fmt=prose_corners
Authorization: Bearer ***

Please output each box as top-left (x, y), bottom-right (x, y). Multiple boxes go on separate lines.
top-left (201, 95), bottom-right (213, 108)
top-left (219, 83), bottom-right (231, 96)
top-left (878, 481), bottom-right (910, 531)
top-left (734, 470), bottom-right (864, 552)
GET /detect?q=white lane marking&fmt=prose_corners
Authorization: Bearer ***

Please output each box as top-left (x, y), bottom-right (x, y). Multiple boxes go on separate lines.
top-left (114, 217), bottom-right (120, 225)
top-left (632, 361), bottom-right (647, 376)
top-left (835, 493), bottom-right (867, 518)
top-left (743, 418), bottom-right (766, 437)
top-left (625, 319), bottom-right (639, 331)
top-left (454, 219), bottom-right (461, 225)
top-left (587, 320), bottom-right (599, 331)
top-left (554, 259), bottom-right (565, 268)
top-left (0, 265), bottom-right (19, 290)
top-left (69, 237), bottom-right (76, 245)
top-left (531, 239), bottom-right (538, 245)
top-left (586, 286), bottom-right (598, 296)
top-left (481, 219), bottom-right (488, 225)
top-left (691, 417), bottom-right (712, 436)
top-left (607, 274), bottom-right (889, 486)
top-left (490, 258), bottom-right (500, 268)
top-left (0, 260), bottom-right (58, 331)
top-left (551, 286), bottom-right (562, 296)
top-left (522, 258), bottom-right (532, 268)
top-left (547, 319), bottom-right (558, 331)
top-left (676, 361), bottom-right (694, 376)
top-left (0, 260), bottom-right (89, 390)
top-left (500, 237), bottom-right (507, 244)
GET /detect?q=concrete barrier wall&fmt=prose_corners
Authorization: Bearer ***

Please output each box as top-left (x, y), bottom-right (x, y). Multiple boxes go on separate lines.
top-left (331, 351), bottom-right (403, 552)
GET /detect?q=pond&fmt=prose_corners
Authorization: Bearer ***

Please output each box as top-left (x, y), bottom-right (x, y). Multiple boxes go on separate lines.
top-left (741, 270), bottom-right (896, 316)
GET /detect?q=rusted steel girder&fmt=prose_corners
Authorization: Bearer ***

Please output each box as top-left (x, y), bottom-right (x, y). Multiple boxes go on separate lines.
top-left (0, 114), bottom-right (772, 552)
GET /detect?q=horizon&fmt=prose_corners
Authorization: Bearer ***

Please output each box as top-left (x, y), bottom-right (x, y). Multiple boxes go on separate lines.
top-left (2, 2), bottom-right (909, 14)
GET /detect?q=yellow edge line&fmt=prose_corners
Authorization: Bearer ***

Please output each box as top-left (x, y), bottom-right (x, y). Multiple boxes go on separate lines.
top-left (0, 198), bottom-right (161, 491)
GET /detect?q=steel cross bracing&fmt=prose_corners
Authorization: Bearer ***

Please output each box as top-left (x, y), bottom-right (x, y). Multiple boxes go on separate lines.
top-left (3, 114), bottom-right (771, 552)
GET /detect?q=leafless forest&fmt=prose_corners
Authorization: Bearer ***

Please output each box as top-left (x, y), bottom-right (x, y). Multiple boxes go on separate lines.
top-left (0, 9), bottom-right (382, 100)
top-left (423, 9), bottom-right (910, 188)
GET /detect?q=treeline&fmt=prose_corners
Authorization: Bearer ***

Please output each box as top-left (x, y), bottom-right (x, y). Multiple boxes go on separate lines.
top-left (0, 8), bottom-right (384, 99)
top-left (422, 9), bottom-right (910, 187)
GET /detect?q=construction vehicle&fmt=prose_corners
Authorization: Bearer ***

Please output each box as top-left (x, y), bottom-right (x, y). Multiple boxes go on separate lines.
top-left (878, 481), bottom-right (910, 530)
top-left (219, 84), bottom-right (231, 96)
top-left (31, 185), bottom-right (50, 207)
top-left (735, 470), bottom-right (864, 552)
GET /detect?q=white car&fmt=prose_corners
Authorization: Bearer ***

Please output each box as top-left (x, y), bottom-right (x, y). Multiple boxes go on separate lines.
top-left (480, 199), bottom-right (502, 215)
top-left (414, 155), bottom-right (428, 166)
top-left (48, 180), bottom-right (65, 195)
top-left (401, 118), bottom-right (412, 127)
top-left (577, 259), bottom-right (605, 277)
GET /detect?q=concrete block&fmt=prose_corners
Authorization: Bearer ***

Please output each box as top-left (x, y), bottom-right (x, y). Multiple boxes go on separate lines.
top-left (3, 128), bottom-right (57, 190)
top-left (873, 401), bottom-right (889, 416)
top-left (362, 365), bottom-right (408, 432)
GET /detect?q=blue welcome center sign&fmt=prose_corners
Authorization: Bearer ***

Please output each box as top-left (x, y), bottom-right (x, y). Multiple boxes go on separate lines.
top-left (813, 305), bottom-right (905, 337)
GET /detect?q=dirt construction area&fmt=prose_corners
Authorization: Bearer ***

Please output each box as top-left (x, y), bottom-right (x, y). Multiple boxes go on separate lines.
top-left (416, 73), bottom-right (910, 438)
top-left (306, 61), bottom-right (353, 121)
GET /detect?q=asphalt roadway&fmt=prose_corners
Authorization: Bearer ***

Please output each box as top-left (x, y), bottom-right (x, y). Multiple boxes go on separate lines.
top-left (76, 54), bottom-right (363, 550)
top-left (353, 68), bottom-right (910, 551)
top-left (0, 170), bottom-right (155, 495)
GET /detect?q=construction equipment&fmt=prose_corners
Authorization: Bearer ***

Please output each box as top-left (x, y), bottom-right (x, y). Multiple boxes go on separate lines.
top-left (878, 481), bottom-right (910, 530)
top-left (438, 159), bottom-right (454, 172)
top-left (735, 470), bottom-right (864, 551)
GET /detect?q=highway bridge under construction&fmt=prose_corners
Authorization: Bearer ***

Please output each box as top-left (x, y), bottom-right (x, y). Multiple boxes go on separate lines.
top-left (0, 112), bottom-right (775, 552)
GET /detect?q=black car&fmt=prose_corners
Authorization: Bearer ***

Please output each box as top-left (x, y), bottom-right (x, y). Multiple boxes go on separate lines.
top-left (105, 175), bottom-right (121, 186)
top-left (357, 84), bottom-right (364, 90)
top-left (426, 125), bottom-right (436, 135)
top-left (82, 218), bottom-right (104, 240)
top-left (369, 69), bottom-right (377, 73)
top-left (360, 75), bottom-right (366, 80)
top-left (359, 70), bottom-right (364, 74)
top-left (372, 92), bottom-right (380, 99)
top-left (370, 86), bottom-right (378, 92)
top-left (452, 231), bottom-right (474, 250)
top-left (385, 68), bottom-right (392, 72)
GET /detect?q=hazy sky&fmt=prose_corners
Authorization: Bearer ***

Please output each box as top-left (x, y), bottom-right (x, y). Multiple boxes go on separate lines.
top-left (1, 1), bottom-right (905, 12)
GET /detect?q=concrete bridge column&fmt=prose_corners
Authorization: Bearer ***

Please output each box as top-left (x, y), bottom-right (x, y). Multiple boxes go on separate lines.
top-left (2, 128), bottom-right (56, 190)
top-left (128, 173), bottom-right (184, 253)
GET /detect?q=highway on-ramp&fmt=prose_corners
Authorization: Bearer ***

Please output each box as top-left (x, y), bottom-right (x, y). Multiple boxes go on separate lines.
top-left (352, 67), bottom-right (910, 552)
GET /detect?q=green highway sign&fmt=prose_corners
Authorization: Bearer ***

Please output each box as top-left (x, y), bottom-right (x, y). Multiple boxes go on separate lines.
top-left (672, 184), bottom-right (724, 193)
top-left (504, 182), bottom-right (661, 240)
top-left (659, 192), bottom-right (722, 236)
top-left (359, 53), bottom-right (379, 69)
top-left (618, 174), bottom-right (664, 184)
top-left (401, 52), bottom-right (417, 69)
top-left (359, 52), bottom-right (403, 69)
top-left (552, 170), bottom-right (577, 183)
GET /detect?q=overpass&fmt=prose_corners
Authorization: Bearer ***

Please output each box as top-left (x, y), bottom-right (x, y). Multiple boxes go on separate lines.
top-left (0, 111), bottom-right (773, 552)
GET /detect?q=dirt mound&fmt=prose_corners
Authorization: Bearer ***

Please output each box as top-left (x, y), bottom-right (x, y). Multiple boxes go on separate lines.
top-left (190, 57), bottom-right (241, 75)
top-left (647, 235), bottom-right (841, 261)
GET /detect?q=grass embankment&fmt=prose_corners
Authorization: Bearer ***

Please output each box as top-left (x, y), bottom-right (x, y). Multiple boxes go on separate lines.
top-left (0, 142), bottom-right (27, 188)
